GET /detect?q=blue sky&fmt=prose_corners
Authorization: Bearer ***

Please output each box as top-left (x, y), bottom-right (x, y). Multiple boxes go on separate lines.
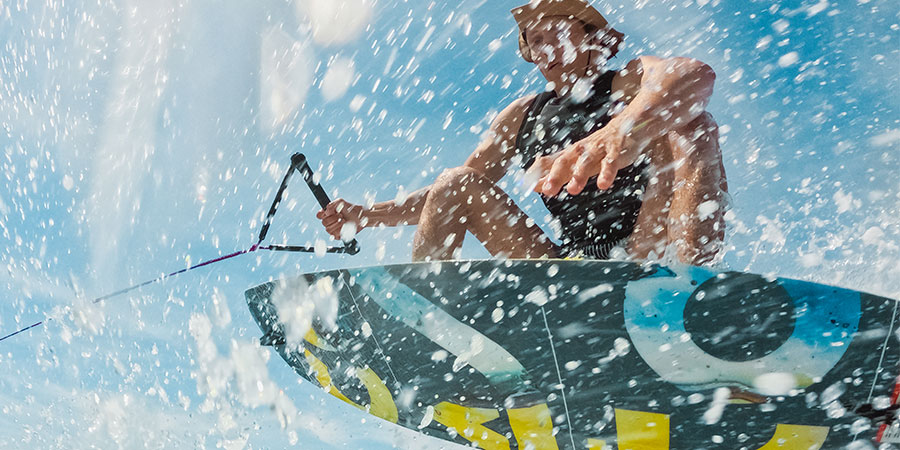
top-left (0, 0), bottom-right (897, 448)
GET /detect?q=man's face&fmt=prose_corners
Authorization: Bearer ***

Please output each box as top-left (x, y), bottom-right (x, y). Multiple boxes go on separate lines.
top-left (525, 17), bottom-right (596, 84)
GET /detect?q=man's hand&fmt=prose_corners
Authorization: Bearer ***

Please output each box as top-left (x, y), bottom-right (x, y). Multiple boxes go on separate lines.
top-left (316, 199), bottom-right (365, 241)
top-left (537, 119), bottom-right (637, 196)
top-left (523, 152), bottom-right (560, 192)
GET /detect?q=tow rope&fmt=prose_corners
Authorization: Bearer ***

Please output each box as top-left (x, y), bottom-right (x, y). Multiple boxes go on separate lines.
top-left (0, 153), bottom-right (358, 344)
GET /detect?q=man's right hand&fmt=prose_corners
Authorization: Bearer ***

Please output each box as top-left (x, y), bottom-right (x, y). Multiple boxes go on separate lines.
top-left (316, 199), bottom-right (365, 241)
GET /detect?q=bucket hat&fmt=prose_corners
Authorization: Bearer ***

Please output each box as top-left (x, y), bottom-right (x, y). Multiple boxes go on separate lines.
top-left (511, 0), bottom-right (624, 63)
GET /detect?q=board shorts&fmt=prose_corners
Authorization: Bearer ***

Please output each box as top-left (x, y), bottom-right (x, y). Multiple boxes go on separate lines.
top-left (543, 160), bottom-right (650, 260)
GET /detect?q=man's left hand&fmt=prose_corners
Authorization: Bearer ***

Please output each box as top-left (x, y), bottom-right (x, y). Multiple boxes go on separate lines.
top-left (537, 119), bottom-right (638, 196)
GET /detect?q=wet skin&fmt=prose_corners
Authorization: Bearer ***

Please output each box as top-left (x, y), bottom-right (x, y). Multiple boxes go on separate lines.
top-left (318, 16), bottom-right (728, 265)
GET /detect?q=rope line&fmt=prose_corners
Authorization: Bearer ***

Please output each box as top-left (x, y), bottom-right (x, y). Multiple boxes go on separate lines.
top-left (0, 320), bottom-right (44, 343)
top-left (0, 153), bottom-right (358, 345)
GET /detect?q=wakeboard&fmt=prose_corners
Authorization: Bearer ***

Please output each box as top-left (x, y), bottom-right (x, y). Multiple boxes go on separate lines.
top-left (245, 259), bottom-right (900, 449)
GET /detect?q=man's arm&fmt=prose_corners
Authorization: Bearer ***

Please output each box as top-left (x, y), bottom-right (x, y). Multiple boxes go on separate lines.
top-left (463, 94), bottom-right (537, 182)
top-left (352, 187), bottom-right (429, 229)
top-left (538, 56), bottom-right (716, 195)
top-left (611, 56), bottom-right (716, 153)
top-left (317, 95), bottom-right (535, 239)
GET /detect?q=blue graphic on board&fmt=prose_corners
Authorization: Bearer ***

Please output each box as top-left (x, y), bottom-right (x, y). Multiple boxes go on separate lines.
top-left (623, 265), bottom-right (861, 393)
top-left (352, 267), bottom-right (531, 394)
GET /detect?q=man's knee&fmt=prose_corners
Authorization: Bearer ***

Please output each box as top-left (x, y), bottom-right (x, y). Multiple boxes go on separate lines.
top-left (690, 111), bottom-right (718, 132)
top-left (428, 166), bottom-right (486, 209)
top-left (435, 165), bottom-right (483, 184)
top-left (433, 166), bottom-right (488, 193)
top-left (668, 112), bottom-right (721, 163)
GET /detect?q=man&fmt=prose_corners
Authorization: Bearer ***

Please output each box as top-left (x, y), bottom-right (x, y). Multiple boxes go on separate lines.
top-left (317, 0), bottom-right (728, 265)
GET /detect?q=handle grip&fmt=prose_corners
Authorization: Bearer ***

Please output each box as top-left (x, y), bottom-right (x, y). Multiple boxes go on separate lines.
top-left (292, 153), bottom-right (360, 255)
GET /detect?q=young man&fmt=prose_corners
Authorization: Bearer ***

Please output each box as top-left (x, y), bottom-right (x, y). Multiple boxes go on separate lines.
top-left (317, 0), bottom-right (728, 265)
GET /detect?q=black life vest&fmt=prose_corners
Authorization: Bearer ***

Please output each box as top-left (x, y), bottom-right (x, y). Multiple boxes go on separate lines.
top-left (514, 71), bottom-right (649, 259)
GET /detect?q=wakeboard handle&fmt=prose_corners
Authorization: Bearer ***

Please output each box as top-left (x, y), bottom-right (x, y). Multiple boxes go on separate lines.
top-left (256, 153), bottom-right (359, 255)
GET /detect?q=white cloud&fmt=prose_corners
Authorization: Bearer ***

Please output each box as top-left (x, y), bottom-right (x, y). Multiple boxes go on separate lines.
top-left (320, 58), bottom-right (356, 102)
top-left (295, 0), bottom-right (373, 47)
top-left (870, 129), bottom-right (900, 147)
top-left (260, 27), bottom-right (315, 131)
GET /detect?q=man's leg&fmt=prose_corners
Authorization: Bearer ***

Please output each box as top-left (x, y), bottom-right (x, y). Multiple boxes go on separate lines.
top-left (627, 140), bottom-right (674, 260)
top-left (412, 166), bottom-right (558, 261)
top-left (628, 112), bottom-right (728, 265)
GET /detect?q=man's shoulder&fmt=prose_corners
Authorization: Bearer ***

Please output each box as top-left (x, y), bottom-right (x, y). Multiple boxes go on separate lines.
top-left (614, 55), bottom-right (712, 77)
top-left (505, 94), bottom-right (540, 114)
top-left (610, 56), bottom-right (673, 97)
top-left (611, 58), bottom-right (645, 99)
top-left (610, 57), bottom-right (654, 80)
top-left (493, 94), bottom-right (540, 127)
top-left (611, 55), bottom-right (671, 75)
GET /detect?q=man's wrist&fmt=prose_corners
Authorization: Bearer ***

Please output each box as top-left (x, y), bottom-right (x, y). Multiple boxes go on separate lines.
top-left (608, 114), bottom-right (635, 151)
top-left (358, 206), bottom-right (373, 229)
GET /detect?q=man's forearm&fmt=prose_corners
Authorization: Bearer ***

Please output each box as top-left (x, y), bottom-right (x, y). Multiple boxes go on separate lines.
top-left (614, 58), bottom-right (716, 150)
top-left (361, 186), bottom-right (430, 228)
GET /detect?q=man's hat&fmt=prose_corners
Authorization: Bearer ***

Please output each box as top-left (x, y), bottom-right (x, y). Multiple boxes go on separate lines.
top-left (511, 0), bottom-right (624, 63)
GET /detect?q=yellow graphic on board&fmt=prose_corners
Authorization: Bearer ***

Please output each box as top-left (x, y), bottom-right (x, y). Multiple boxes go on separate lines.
top-left (432, 402), bottom-right (509, 450)
top-left (302, 331), bottom-right (399, 424)
top-left (756, 424), bottom-right (829, 450)
top-left (426, 401), bottom-right (560, 449)
top-left (608, 409), bottom-right (828, 450)
top-left (299, 328), bottom-right (830, 450)
top-left (508, 404), bottom-right (559, 450)
top-left (303, 327), bottom-right (329, 349)
top-left (303, 350), bottom-right (355, 403)
top-left (615, 409), bottom-right (670, 450)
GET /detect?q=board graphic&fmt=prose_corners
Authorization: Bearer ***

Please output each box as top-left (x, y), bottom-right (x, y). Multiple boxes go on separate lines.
top-left (245, 259), bottom-right (900, 449)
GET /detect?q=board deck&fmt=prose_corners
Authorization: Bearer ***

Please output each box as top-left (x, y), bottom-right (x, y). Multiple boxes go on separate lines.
top-left (245, 259), bottom-right (900, 449)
